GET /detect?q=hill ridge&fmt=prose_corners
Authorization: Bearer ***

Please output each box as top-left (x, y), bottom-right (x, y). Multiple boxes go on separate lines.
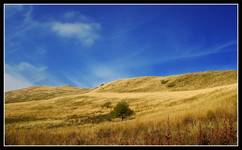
top-left (5, 70), bottom-right (237, 103)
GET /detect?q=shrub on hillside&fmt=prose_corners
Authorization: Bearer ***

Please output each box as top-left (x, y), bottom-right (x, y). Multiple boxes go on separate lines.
top-left (167, 82), bottom-right (176, 88)
top-left (161, 80), bottom-right (169, 84)
top-left (111, 100), bottom-right (134, 120)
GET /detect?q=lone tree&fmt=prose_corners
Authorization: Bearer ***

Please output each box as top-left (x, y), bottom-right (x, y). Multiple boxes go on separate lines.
top-left (111, 100), bottom-right (134, 120)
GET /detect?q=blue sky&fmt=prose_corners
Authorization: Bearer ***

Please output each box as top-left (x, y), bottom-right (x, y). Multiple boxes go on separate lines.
top-left (4, 4), bottom-right (237, 91)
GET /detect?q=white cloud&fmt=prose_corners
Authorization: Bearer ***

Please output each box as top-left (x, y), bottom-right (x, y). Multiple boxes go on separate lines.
top-left (51, 22), bottom-right (101, 46)
top-left (6, 6), bottom-right (101, 54)
top-left (5, 71), bottom-right (33, 92)
top-left (5, 62), bottom-right (62, 91)
top-left (12, 62), bottom-right (48, 82)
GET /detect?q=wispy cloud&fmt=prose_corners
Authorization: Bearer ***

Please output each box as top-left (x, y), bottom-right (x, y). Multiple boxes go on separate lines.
top-left (5, 5), bottom-right (47, 59)
top-left (50, 22), bottom-right (101, 46)
top-left (6, 6), bottom-right (36, 41)
top-left (6, 6), bottom-right (101, 54)
top-left (5, 71), bottom-right (33, 92)
top-left (64, 64), bottom-right (130, 88)
top-left (117, 40), bottom-right (237, 69)
top-left (9, 62), bottom-right (48, 83)
top-left (180, 41), bottom-right (237, 59)
top-left (5, 62), bottom-right (63, 91)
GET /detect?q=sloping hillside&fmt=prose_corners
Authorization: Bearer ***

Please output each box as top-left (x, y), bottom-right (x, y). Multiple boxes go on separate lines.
top-left (5, 70), bottom-right (237, 103)
top-left (93, 70), bottom-right (237, 92)
top-left (5, 86), bottom-right (91, 103)
top-left (5, 70), bottom-right (238, 145)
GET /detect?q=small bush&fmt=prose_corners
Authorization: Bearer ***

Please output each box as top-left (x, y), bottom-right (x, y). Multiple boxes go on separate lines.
top-left (161, 80), bottom-right (169, 84)
top-left (167, 82), bottom-right (176, 88)
top-left (111, 100), bottom-right (134, 120)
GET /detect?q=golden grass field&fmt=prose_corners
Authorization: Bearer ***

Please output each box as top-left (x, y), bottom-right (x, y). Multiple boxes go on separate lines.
top-left (5, 70), bottom-right (238, 145)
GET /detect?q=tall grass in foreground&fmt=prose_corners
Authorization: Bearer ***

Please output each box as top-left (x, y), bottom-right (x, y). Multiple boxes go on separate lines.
top-left (6, 106), bottom-right (237, 145)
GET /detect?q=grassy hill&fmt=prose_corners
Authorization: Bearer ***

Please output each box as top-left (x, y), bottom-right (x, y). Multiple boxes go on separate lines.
top-left (5, 70), bottom-right (238, 145)
top-left (5, 86), bottom-right (91, 103)
top-left (93, 70), bottom-right (237, 92)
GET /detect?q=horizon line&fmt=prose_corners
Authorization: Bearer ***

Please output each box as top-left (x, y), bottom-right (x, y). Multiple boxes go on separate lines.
top-left (4, 69), bottom-right (237, 92)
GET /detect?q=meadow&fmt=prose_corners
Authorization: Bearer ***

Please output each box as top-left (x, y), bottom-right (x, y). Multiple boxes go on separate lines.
top-left (5, 70), bottom-right (238, 145)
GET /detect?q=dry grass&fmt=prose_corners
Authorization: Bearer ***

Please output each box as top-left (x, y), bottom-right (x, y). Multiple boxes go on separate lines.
top-left (93, 70), bottom-right (237, 92)
top-left (5, 86), bottom-right (91, 103)
top-left (5, 70), bottom-right (238, 145)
